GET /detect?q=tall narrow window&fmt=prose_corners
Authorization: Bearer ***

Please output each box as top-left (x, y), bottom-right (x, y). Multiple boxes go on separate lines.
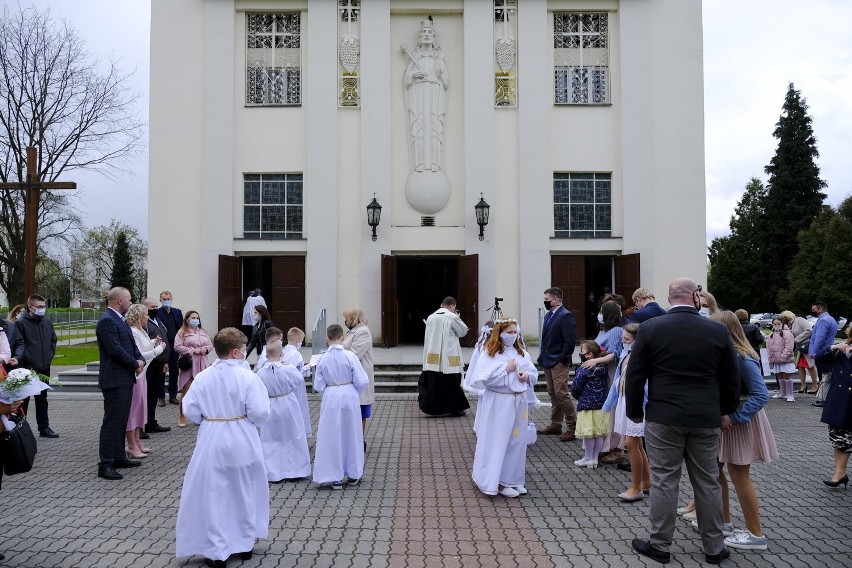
top-left (553, 13), bottom-right (609, 105)
top-left (246, 13), bottom-right (301, 105)
top-left (494, 0), bottom-right (518, 107)
top-left (553, 173), bottom-right (611, 238)
top-left (243, 173), bottom-right (303, 239)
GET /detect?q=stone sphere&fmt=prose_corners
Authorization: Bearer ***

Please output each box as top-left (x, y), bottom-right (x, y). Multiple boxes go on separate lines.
top-left (405, 170), bottom-right (451, 215)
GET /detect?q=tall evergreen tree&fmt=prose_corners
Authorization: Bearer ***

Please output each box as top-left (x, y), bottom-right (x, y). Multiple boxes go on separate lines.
top-left (708, 178), bottom-right (767, 311)
top-left (110, 231), bottom-right (134, 295)
top-left (760, 83), bottom-right (826, 309)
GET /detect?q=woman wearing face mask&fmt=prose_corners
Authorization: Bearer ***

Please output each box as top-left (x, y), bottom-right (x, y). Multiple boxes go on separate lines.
top-left (603, 323), bottom-right (651, 500)
top-left (815, 327), bottom-right (852, 490)
top-left (582, 300), bottom-right (624, 463)
top-left (246, 305), bottom-right (274, 357)
top-left (698, 290), bottom-right (719, 318)
top-left (174, 311), bottom-right (213, 427)
top-left (468, 319), bottom-right (537, 498)
top-left (766, 318), bottom-right (796, 402)
top-left (342, 308), bottom-right (375, 442)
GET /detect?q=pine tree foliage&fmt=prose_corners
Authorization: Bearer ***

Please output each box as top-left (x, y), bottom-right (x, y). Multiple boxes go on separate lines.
top-left (110, 231), bottom-right (134, 295)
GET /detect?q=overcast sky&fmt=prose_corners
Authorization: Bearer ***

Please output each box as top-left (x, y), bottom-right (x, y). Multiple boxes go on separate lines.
top-left (10, 0), bottom-right (852, 244)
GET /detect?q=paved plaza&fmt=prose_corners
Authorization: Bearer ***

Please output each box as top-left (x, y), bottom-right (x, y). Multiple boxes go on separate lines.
top-left (2, 392), bottom-right (850, 568)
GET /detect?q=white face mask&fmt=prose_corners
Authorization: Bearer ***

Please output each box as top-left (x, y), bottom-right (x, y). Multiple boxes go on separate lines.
top-left (500, 332), bottom-right (517, 347)
top-left (253, 313), bottom-right (260, 322)
top-left (698, 307), bottom-right (710, 318)
top-left (296, 341), bottom-right (303, 350)
top-left (772, 325), bottom-right (782, 332)
top-left (622, 343), bottom-right (632, 353)
top-left (597, 313), bottom-right (605, 325)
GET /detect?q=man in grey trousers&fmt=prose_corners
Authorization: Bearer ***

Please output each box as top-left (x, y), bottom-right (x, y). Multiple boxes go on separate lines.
top-left (625, 278), bottom-right (740, 565)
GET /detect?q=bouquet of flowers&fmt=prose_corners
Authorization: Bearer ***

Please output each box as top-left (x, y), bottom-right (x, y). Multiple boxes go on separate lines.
top-left (0, 368), bottom-right (52, 404)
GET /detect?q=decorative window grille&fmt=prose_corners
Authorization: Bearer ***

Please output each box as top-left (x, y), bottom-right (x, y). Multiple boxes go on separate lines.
top-left (553, 173), bottom-right (612, 238)
top-left (553, 13), bottom-right (609, 104)
top-left (494, 0), bottom-right (518, 107)
top-left (243, 173), bottom-right (303, 239)
top-left (246, 13), bottom-right (301, 105)
top-left (338, 0), bottom-right (360, 107)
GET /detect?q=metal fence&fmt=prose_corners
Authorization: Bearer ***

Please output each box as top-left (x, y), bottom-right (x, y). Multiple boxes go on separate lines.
top-left (311, 308), bottom-right (327, 356)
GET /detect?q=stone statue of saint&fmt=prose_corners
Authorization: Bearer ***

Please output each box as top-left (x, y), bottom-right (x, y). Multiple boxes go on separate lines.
top-left (403, 18), bottom-right (449, 173)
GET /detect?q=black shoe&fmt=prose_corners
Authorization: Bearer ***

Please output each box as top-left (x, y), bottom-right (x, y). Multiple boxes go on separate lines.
top-left (631, 539), bottom-right (670, 564)
top-left (97, 466), bottom-right (123, 480)
top-left (39, 427), bottom-right (59, 438)
top-left (139, 431), bottom-right (150, 440)
top-left (823, 475), bottom-right (849, 489)
top-left (113, 459), bottom-right (142, 468)
top-left (617, 462), bottom-right (632, 472)
top-left (450, 410), bottom-right (466, 417)
top-left (240, 550), bottom-right (253, 560)
top-left (145, 424), bottom-right (171, 433)
top-left (204, 559), bottom-right (226, 568)
top-left (812, 401), bottom-right (824, 407)
top-left (169, 398), bottom-right (179, 405)
top-left (705, 547), bottom-right (731, 565)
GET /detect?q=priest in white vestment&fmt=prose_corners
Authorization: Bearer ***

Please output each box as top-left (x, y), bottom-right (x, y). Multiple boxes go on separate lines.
top-left (312, 325), bottom-right (369, 488)
top-left (175, 328), bottom-right (271, 566)
top-left (468, 319), bottom-right (538, 499)
top-left (419, 296), bottom-right (470, 416)
top-left (256, 341), bottom-right (311, 482)
top-left (241, 289), bottom-right (267, 326)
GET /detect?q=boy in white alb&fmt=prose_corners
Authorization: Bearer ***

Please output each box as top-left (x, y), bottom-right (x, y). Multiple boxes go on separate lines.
top-left (282, 327), bottom-right (312, 438)
top-left (256, 340), bottom-right (312, 482)
top-left (312, 324), bottom-right (369, 489)
top-left (175, 328), bottom-right (270, 568)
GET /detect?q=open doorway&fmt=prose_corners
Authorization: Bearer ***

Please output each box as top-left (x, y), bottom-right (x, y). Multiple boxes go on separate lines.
top-left (396, 257), bottom-right (458, 344)
top-left (584, 256), bottom-right (614, 338)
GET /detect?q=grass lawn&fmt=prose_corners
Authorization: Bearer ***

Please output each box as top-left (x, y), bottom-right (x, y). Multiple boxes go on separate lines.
top-left (53, 342), bottom-right (99, 366)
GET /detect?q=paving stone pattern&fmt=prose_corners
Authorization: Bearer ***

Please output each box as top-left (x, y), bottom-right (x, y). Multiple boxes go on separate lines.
top-left (1, 394), bottom-right (850, 567)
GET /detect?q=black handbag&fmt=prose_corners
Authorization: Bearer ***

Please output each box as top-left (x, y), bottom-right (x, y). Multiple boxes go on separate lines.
top-left (797, 340), bottom-right (810, 354)
top-left (1, 412), bottom-right (38, 475)
top-left (177, 354), bottom-right (192, 371)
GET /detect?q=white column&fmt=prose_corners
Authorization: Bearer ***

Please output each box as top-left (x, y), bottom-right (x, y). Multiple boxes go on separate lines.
top-left (359, 0), bottom-right (391, 334)
top-left (200, 0), bottom-right (237, 329)
top-left (306, 0), bottom-right (341, 330)
top-left (517, 0), bottom-right (551, 335)
top-left (463, 0), bottom-right (497, 322)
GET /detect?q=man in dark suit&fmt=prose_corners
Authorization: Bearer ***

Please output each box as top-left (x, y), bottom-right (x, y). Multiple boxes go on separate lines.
top-left (625, 278), bottom-right (740, 565)
top-left (627, 288), bottom-right (667, 323)
top-left (96, 287), bottom-right (145, 480)
top-left (142, 298), bottom-right (171, 434)
top-left (536, 286), bottom-right (578, 442)
top-left (156, 290), bottom-right (183, 405)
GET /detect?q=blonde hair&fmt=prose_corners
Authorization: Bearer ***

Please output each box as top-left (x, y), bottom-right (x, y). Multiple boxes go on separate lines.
top-left (779, 310), bottom-right (796, 326)
top-left (343, 307), bottom-right (368, 327)
top-left (125, 304), bottom-right (148, 328)
top-left (265, 339), bottom-right (283, 360)
top-left (699, 291), bottom-right (719, 315)
top-left (711, 310), bottom-right (758, 359)
top-left (632, 288), bottom-right (655, 302)
top-left (287, 327), bottom-right (305, 342)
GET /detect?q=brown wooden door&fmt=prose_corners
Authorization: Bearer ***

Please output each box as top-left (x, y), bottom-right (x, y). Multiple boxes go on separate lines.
top-left (218, 255), bottom-right (242, 329)
top-left (615, 253), bottom-right (641, 309)
top-left (381, 255), bottom-right (398, 347)
top-left (457, 254), bottom-right (478, 347)
top-left (552, 255), bottom-right (585, 339)
top-left (269, 256), bottom-right (306, 333)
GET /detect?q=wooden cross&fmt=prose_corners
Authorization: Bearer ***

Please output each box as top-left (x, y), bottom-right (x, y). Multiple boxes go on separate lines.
top-left (0, 146), bottom-right (76, 302)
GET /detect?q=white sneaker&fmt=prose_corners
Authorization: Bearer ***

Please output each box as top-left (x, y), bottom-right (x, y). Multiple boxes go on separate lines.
top-left (514, 486), bottom-right (528, 495)
top-left (692, 519), bottom-right (735, 536)
top-left (574, 458), bottom-right (590, 467)
top-left (771, 392), bottom-right (785, 399)
top-left (499, 486), bottom-right (520, 498)
top-left (724, 530), bottom-right (768, 551)
top-left (786, 396), bottom-right (795, 402)
top-left (585, 459), bottom-right (598, 469)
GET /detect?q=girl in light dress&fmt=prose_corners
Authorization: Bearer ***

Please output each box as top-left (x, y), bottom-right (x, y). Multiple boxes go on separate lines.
top-left (469, 318), bottom-right (538, 498)
top-left (766, 318), bottom-right (796, 402)
top-left (571, 340), bottom-right (610, 468)
top-left (603, 322), bottom-right (651, 501)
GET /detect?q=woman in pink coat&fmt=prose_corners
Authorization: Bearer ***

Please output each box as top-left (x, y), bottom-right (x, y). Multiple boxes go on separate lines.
top-left (766, 317), bottom-right (796, 402)
top-left (174, 310), bottom-right (212, 427)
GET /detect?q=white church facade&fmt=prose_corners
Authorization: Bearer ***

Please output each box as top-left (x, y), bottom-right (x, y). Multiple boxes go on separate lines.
top-left (148, 0), bottom-right (707, 345)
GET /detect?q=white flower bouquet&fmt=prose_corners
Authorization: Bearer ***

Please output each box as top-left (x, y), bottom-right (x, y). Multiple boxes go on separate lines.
top-left (0, 368), bottom-right (52, 404)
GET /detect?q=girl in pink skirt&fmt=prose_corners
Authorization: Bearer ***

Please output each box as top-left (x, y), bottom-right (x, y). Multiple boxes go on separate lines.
top-left (710, 311), bottom-right (778, 551)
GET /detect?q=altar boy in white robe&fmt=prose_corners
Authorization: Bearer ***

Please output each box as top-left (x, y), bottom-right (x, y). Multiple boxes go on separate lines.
top-left (175, 328), bottom-right (271, 568)
top-left (256, 340), bottom-right (311, 482)
top-left (468, 318), bottom-right (538, 499)
top-left (255, 327), bottom-right (312, 438)
top-left (312, 324), bottom-right (369, 489)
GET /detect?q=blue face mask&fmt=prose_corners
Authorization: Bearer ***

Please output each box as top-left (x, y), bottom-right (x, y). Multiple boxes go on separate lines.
top-left (189, 319), bottom-right (200, 328)
top-left (161, 300), bottom-right (172, 308)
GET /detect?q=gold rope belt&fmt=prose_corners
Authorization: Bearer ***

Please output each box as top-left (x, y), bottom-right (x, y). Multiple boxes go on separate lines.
top-left (485, 389), bottom-right (527, 437)
top-left (269, 392), bottom-right (293, 398)
top-left (203, 416), bottom-right (247, 422)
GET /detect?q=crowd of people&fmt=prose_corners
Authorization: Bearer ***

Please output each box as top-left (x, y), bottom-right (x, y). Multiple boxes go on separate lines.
top-left (2, 281), bottom-right (851, 567)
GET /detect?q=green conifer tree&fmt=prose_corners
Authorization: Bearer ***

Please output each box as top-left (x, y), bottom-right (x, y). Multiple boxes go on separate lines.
top-left (110, 231), bottom-right (134, 295)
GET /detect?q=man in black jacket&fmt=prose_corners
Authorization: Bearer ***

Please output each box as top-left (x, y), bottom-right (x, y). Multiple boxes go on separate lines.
top-left (17, 294), bottom-right (59, 438)
top-left (143, 298), bottom-right (171, 434)
top-left (625, 278), bottom-right (740, 565)
top-left (536, 287), bottom-right (578, 441)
